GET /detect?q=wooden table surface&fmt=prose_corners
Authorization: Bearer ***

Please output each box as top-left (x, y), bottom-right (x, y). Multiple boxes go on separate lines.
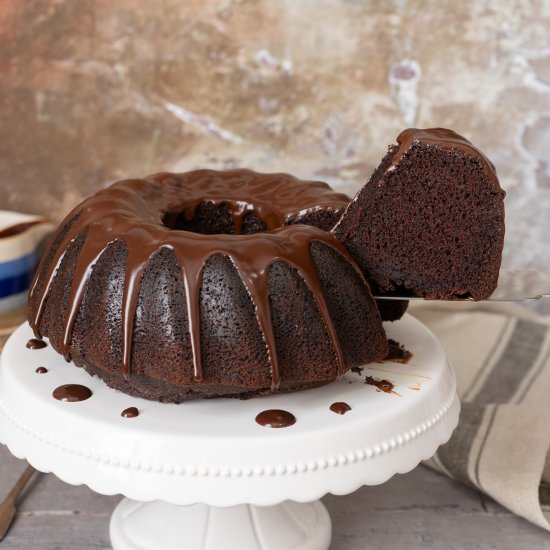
top-left (0, 445), bottom-right (548, 549)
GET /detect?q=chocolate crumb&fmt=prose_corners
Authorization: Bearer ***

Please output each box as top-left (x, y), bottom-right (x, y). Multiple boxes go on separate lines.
top-left (384, 339), bottom-right (412, 363)
top-left (365, 375), bottom-right (394, 393)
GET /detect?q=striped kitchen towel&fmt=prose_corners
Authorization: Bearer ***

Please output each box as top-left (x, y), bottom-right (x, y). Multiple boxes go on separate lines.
top-left (410, 301), bottom-right (550, 532)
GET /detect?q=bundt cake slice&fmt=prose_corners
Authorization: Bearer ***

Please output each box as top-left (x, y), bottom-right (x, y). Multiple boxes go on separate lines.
top-left (333, 128), bottom-right (505, 300)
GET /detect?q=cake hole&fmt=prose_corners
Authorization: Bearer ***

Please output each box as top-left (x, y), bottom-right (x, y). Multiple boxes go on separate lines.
top-left (162, 202), bottom-right (268, 235)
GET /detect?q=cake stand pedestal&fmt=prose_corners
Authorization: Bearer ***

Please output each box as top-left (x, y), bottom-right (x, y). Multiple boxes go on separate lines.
top-left (0, 315), bottom-right (459, 550)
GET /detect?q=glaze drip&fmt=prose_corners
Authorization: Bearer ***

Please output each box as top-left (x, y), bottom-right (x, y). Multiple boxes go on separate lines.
top-left (390, 128), bottom-right (499, 184)
top-left (121, 407), bottom-right (139, 418)
top-left (330, 402), bottom-right (351, 415)
top-left (26, 338), bottom-right (47, 349)
top-left (365, 375), bottom-right (394, 393)
top-left (30, 170), bottom-right (356, 389)
top-left (52, 384), bottom-right (92, 402)
top-left (255, 409), bottom-right (296, 428)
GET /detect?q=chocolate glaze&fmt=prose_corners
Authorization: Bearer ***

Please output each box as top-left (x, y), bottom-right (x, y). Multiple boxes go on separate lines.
top-left (30, 170), bottom-right (360, 390)
top-left (390, 128), bottom-right (499, 181)
top-left (0, 220), bottom-right (43, 239)
top-left (330, 402), bottom-right (351, 415)
top-left (365, 375), bottom-right (394, 393)
top-left (26, 338), bottom-right (47, 349)
top-left (35, 367), bottom-right (48, 374)
top-left (52, 384), bottom-right (92, 402)
top-left (121, 406), bottom-right (139, 418)
top-left (255, 409), bottom-right (296, 428)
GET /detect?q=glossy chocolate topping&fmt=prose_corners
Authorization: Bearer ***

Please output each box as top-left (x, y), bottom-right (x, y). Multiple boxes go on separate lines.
top-left (390, 128), bottom-right (498, 180)
top-left (121, 406), bottom-right (139, 418)
top-left (0, 220), bottom-right (43, 239)
top-left (35, 366), bottom-right (48, 374)
top-left (329, 402), bottom-right (351, 415)
top-left (30, 169), bottom-right (359, 390)
top-left (255, 409), bottom-right (296, 428)
top-left (26, 338), bottom-right (47, 349)
top-left (52, 384), bottom-right (92, 402)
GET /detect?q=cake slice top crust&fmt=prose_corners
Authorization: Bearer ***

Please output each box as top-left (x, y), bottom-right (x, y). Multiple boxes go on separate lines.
top-left (333, 128), bottom-right (506, 301)
top-left (391, 128), bottom-right (498, 177)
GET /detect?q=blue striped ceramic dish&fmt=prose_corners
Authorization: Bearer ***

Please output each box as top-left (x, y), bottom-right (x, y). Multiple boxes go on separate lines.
top-left (0, 211), bottom-right (53, 312)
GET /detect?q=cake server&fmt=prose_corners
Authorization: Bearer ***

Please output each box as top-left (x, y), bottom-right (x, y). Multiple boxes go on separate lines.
top-left (373, 270), bottom-right (550, 302)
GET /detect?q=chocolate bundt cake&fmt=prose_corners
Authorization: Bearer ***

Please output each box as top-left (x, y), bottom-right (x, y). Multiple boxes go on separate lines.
top-left (29, 169), bottom-right (388, 402)
top-left (334, 128), bottom-right (505, 300)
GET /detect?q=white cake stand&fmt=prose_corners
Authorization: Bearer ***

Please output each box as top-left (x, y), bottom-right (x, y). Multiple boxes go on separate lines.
top-left (0, 315), bottom-right (459, 550)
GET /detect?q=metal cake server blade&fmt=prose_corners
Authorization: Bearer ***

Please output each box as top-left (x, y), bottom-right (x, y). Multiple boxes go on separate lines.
top-left (373, 270), bottom-right (550, 302)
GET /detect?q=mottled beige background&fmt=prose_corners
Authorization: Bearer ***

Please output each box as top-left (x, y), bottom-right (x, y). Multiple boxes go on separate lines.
top-left (1, 0), bottom-right (549, 272)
